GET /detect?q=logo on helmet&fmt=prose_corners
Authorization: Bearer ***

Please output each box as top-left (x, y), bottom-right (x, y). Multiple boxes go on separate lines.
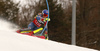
top-left (46, 11), bottom-right (48, 13)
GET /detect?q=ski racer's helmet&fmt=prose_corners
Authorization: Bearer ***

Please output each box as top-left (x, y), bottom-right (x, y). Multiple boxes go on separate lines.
top-left (42, 9), bottom-right (48, 17)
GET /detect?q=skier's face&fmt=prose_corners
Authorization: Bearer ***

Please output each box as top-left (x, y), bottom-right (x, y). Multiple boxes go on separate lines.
top-left (43, 16), bottom-right (47, 18)
top-left (43, 14), bottom-right (48, 18)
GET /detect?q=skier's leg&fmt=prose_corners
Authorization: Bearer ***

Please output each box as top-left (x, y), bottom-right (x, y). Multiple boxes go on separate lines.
top-left (28, 22), bottom-right (35, 30)
top-left (27, 22), bottom-right (36, 36)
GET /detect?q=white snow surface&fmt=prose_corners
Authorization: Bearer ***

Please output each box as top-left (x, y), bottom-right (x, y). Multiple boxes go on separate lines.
top-left (0, 19), bottom-right (98, 51)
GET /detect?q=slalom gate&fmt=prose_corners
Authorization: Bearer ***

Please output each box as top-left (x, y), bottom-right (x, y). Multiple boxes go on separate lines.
top-left (40, 0), bottom-right (49, 36)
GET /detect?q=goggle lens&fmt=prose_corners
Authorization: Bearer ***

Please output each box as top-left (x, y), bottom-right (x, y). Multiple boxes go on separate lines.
top-left (43, 14), bottom-right (48, 17)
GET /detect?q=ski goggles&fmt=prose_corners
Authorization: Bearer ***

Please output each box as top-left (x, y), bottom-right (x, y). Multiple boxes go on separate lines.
top-left (43, 14), bottom-right (48, 17)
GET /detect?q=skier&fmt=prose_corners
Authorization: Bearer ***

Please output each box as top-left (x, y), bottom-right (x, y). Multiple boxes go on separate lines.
top-left (27, 9), bottom-right (50, 39)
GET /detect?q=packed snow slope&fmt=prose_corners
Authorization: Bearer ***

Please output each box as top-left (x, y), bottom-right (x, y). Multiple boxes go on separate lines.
top-left (0, 19), bottom-right (97, 51)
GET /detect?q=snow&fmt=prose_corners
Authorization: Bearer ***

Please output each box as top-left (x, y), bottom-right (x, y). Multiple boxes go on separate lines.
top-left (0, 18), bottom-right (18, 31)
top-left (0, 19), bottom-right (98, 51)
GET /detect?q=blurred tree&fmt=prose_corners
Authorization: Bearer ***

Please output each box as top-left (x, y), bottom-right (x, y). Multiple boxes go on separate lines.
top-left (0, 0), bottom-right (19, 23)
top-left (77, 0), bottom-right (100, 50)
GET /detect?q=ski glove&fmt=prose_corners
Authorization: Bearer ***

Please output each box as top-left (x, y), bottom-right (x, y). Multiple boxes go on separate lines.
top-left (43, 18), bottom-right (50, 22)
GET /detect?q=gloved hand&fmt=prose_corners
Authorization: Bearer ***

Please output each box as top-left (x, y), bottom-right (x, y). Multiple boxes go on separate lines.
top-left (43, 18), bottom-right (50, 22)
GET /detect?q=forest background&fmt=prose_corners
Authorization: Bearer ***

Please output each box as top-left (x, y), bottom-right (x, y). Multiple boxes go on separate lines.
top-left (0, 0), bottom-right (100, 50)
